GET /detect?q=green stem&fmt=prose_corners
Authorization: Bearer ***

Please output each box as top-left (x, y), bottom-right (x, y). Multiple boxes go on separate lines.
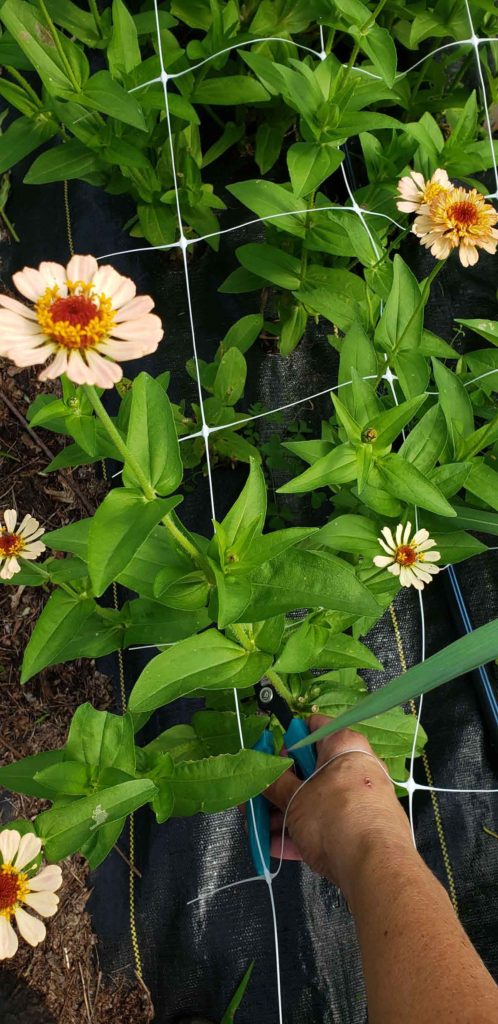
top-left (35, 0), bottom-right (81, 93)
top-left (0, 207), bottom-right (19, 243)
top-left (300, 188), bottom-right (316, 285)
top-left (231, 623), bottom-right (253, 651)
top-left (88, 0), bottom-right (103, 37)
top-left (5, 65), bottom-right (42, 107)
top-left (84, 385), bottom-right (209, 570)
top-left (266, 667), bottom-right (294, 706)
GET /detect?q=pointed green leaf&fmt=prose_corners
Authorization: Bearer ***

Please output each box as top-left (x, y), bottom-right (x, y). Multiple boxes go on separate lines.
top-left (122, 373), bottom-right (183, 495)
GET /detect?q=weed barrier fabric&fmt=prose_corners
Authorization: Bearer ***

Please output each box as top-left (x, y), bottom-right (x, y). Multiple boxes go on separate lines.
top-left (1, 173), bottom-right (497, 1023)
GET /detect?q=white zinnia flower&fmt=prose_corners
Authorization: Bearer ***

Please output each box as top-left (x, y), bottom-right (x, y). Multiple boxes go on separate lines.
top-left (396, 168), bottom-right (451, 213)
top-left (0, 829), bottom-right (62, 959)
top-left (0, 255), bottom-right (164, 388)
top-left (0, 509), bottom-right (45, 580)
top-left (373, 522), bottom-right (441, 590)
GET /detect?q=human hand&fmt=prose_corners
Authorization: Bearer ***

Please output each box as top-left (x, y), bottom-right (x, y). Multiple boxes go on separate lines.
top-left (265, 715), bottom-right (413, 900)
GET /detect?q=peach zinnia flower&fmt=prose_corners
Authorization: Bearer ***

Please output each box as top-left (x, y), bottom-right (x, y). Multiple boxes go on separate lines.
top-left (0, 829), bottom-right (62, 959)
top-left (373, 522), bottom-right (441, 591)
top-left (0, 255), bottom-right (163, 387)
top-left (396, 168), bottom-right (451, 213)
top-left (0, 509), bottom-right (45, 580)
top-left (412, 187), bottom-right (498, 267)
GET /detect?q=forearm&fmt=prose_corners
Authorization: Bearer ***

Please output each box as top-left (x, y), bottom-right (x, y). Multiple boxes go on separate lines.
top-left (347, 838), bottom-right (498, 1024)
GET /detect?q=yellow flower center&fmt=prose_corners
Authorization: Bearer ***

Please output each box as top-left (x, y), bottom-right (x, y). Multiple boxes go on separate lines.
top-left (394, 544), bottom-right (417, 566)
top-left (0, 530), bottom-right (24, 558)
top-left (0, 864), bottom-right (29, 918)
top-left (446, 199), bottom-right (480, 232)
top-left (35, 280), bottom-right (116, 352)
top-left (423, 182), bottom-right (448, 204)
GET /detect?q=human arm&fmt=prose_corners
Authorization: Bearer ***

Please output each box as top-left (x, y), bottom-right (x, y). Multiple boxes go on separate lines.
top-left (265, 715), bottom-right (498, 1024)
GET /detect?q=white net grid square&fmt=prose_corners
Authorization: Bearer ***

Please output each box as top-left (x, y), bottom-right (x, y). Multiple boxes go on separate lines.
top-left (95, 4), bottom-right (498, 1017)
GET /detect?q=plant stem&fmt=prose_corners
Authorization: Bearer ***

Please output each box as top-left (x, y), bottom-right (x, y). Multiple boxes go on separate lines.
top-left (35, 0), bottom-right (81, 94)
top-left (266, 667), bottom-right (294, 705)
top-left (0, 207), bottom-right (19, 243)
top-left (5, 65), bottom-right (42, 107)
top-left (83, 385), bottom-right (209, 570)
top-left (88, 0), bottom-right (103, 37)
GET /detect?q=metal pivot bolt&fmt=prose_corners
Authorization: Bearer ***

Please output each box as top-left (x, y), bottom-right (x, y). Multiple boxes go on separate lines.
top-left (259, 685), bottom-right (273, 705)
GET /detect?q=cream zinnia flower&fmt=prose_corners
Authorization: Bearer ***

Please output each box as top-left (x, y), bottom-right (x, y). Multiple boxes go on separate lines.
top-left (373, 522), bottom-right (441, 590)
top-left (0, 255), bottom-right (163, 387)
top-left (0, 829), bottom-right (62, 959)
top-left (396, 168), bottom-right (451, 213)
top-left (0, 509), bottom-right (45, 580)
top-left (413, 187), bottom-right (498, 266)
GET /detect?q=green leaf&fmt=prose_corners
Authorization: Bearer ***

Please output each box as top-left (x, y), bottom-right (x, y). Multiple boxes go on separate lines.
top-left (376, 453), bottom-right (456, 517)
top-left (450, 504), bottom-right (498, 536)
top-left (287, 142), bottom-right (343, 198)
top-left (128, 629), bottom-right (272, 713)
top-left (107, 0), bottom-right (141, 76)
top-left (236, 243), bottom-right (301, 289)
top-left (0, 750), bottom-right (64, 799)
top-left (398, 405), bottom-right (447, 473)
top-left (123, 597), bottom-right (211, 645)
top-left (368, 394), bottom-right (428, 449)
top-left (278, 443), bottom-right (357, 493)
top-left (220, 963), bottom-right (254, 1024)
top-left (65, 704), bottom-right (135, 774)
top-left (221, 460), bottom-right (267, 548)
top-left (36, 779), bottom-right (156, 861)
top-left (88, 490), bottom-right (181, 597)
top-left (0, 115), bottom-right (57, 174)
top-left (218, 314), bottom-right (263, 356)
top-left (34, 761), bottom-right (92, 796)
top-left (0, 0), bottom-right (84, 97)
top-left (315, 514), bottom-right (379, 556)
top-left (191, 710), bottom-right (266, 756)
top-left (227, 180), bottom-right (306, 238)
top-left (122, 373), bottom-right (183, 495)
top-left (44, 0), bottom-right (103, 46)
top-left (214, 348), bottom-right (247, 406)
top-left (164, 749), bottom-right (291, 816)
top-left (275, 626), bottom-right (381, 673)
top-left (245, 548), bottom-right (379, 620)
top-left (21, 592), bottom-right (123, 683)
top-left (279, 301), bottom-right (308, 355)
top-left (24, 141), bottom-right (103, 185)
top-left (192, 76), bottom-right (270, 105)
top-left (80, 71), bottom-right (146, 130)
top-left (456, 318), bottom-right (498, 348)
top-left (294, 619), bottom-right (498, 748)
top-left (432, 358), bottom-right (474, 452)
top-left (374, 256), bottom-right (423, 354)
top-left (352, 23), bottom-right (397, 88)
top-left (465, 461), bottom-right (498, 512)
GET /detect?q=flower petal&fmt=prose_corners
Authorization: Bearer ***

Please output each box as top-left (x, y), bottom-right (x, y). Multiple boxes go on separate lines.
top-left (0, 310), bottom-right (42, 334)
top-left (98, 337), bottom-right (159, 362)
top-left (402, 521), bottom-right (412, 545)
top-left (373, 555), bottom-right (394, 568)
top-left (9, 344), bottom-right (54, 367)
top-left (21, 542), bottom-right (46, 560)
top-left (114, 294), bottom-right (154, 322)
top-left (38, 349), bottom-right (69, 381)
top-left (12, 267), bottom-right (49, 302)
top-left (399, 566), bottom-right (416, 587)
top-left (395, 523), bottom-right (404, 546)
top-left (38, 261), bottom-right (67, 294)
top-left (17, 514), bottom-right (41, 539)
top-left (14, 907), bottom-right (46, 947)
top-left (0, 917), bottom-right (18, 959)
top-left (412, 528), bottom-right (429, 545)
top-left (3, 509), bottom-right (17, 532)
top-left (28, 864), bottom-right (63, 893)
top-left (109, 313), bottom-right (164, 343)
top-left (66, 254), bottom-right (98, 284)
top-left (380, 526), bottom-right (395, 550)
top-left (0, 828), bottom-right (21, 863)
top-left (0, 557), bottom-right (20, 579)
top-left (14, 832), bottom-right (42, 870)
top-left (23, 890), bottom-right (59, 918)
top-left (387, 561), bottom-right (401, 576)
top-left (84, 349), bottom-right (123, 388)
top-left (63, 351), bottom-right (93, 385)
top-left (421, 550), bottom-right (441, 563)
top-left (0, 294), bottom-right (36, 319)
top-left (92, 265), bottom-right (136, 308)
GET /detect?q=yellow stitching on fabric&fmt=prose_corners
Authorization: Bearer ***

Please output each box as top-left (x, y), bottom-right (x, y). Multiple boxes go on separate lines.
top-left (389, 602), bottom-right (459, 916)
top-left (63, 180), bottom-right (74, 258)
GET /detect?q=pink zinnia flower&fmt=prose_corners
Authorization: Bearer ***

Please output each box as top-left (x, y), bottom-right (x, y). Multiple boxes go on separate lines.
top-left (412, 186), bottom-right (498, 267)
top-left (0, 255), bottom-right (163, 387)
top-left (396, 168), bottom-right (451, 213)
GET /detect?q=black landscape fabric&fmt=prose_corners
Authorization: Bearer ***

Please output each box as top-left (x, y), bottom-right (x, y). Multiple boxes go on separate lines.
top-left (1, 162), bottom-right (497, 1024)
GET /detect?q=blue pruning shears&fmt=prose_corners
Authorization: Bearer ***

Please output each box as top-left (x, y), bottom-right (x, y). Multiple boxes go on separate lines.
top-left (247, 681), bottom-right (317, 875)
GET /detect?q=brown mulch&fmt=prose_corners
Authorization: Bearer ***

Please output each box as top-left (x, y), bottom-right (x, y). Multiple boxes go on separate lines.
top-left (0, 364), bottom-right (154, 1023)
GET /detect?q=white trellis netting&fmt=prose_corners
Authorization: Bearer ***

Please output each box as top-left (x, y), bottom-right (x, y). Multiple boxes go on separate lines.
top-left (96, 5), bottom-right (498, 1019)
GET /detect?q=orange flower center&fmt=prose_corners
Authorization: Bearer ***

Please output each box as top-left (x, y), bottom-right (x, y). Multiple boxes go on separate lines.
top-left (0, 865), bottom-right (28, 917)
top-left (446, 200), bottom-right (479, 229)
top-left (395, 544), bottom-right (417, 566)
top-left (0, 531), bottom-right (23, 557)
top-left (35, 281), bottom-right (116, 352)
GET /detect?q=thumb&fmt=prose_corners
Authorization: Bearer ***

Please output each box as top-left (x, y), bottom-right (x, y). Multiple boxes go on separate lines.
top-left (263, 767), bottom-right (301, 813)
